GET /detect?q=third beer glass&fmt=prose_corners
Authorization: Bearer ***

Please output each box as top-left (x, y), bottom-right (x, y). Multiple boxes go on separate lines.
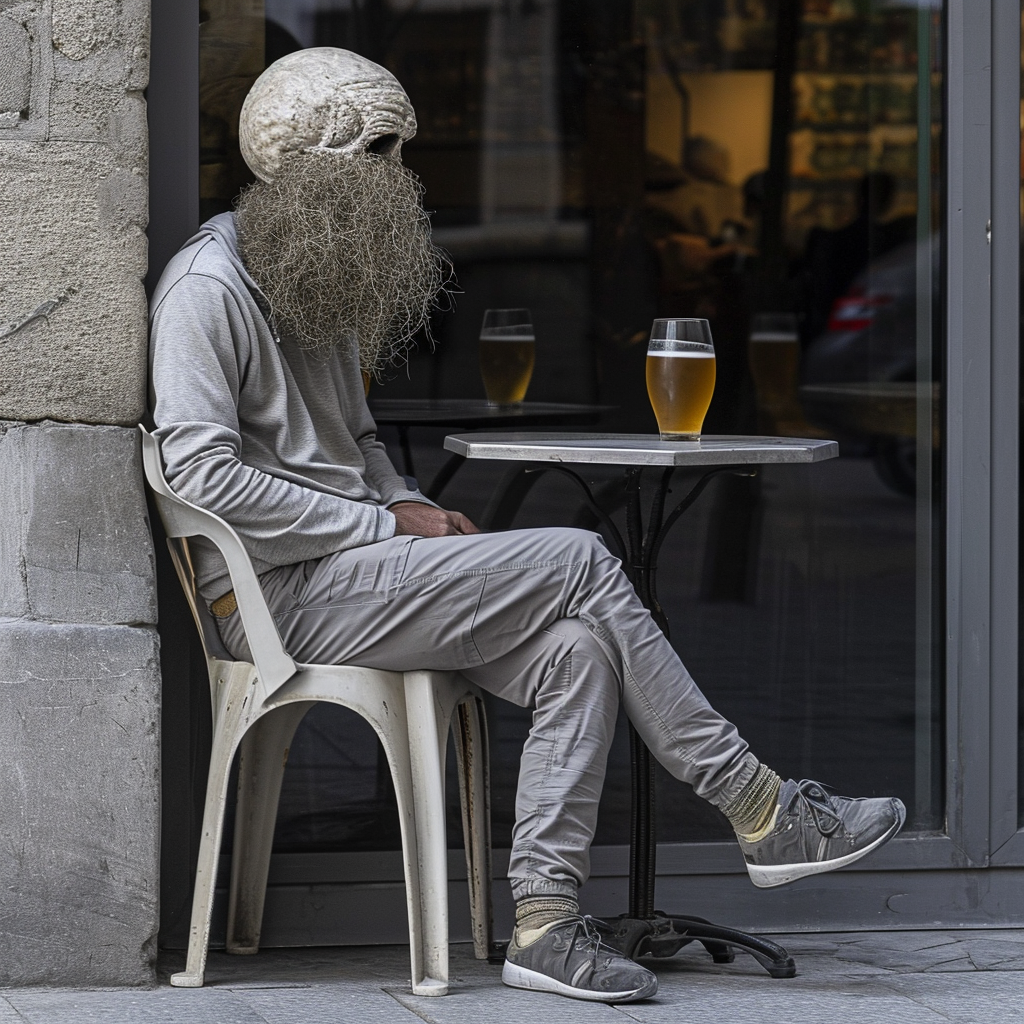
top-left (479, 308), bottom-right (535, 405)
top-left (748, 312), bottom-right (801, 433)
top-left (646, 318), bottom-right (716, 440)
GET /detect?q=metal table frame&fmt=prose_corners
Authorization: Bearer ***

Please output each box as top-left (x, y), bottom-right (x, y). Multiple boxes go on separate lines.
top-left (367, 400), bottom-right (609, 501)
top-left (444, 432), bottom-right (839, 979)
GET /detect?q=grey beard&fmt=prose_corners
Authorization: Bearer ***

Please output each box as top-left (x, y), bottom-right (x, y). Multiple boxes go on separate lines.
top-left (235, 150), bottom-right (450, 375)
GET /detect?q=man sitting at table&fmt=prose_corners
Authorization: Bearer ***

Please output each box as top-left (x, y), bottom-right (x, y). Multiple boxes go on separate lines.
top-left (149, 48), bottom-right (905, 1005)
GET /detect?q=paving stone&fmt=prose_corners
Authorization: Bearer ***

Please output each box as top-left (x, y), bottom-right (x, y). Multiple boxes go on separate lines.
top-left (832, 930), bottom-right (964, 953)
top-left (236, 984), bottom-right (419, 1024)
top-left (5, 988), bottom-right (264, 1024)
top-left (945, 936), bottom-right (1024, 971)
top-left (163, 946), bottom-right (421, 989)
top-left (649, 947), bottom-right (892, 980)
top-left (619, 975), bottom-right (950, 1024)
top-left (816, 930), bottom-right (1024, 972)
top-left (890, 972), bottom-right (1024, 1024)
top-left (391, 983), bottom-right (625, 1024)
top-left (824, 932), bottom-right (972, 974)
top-left (0, 997), bottom-right (24, 1023)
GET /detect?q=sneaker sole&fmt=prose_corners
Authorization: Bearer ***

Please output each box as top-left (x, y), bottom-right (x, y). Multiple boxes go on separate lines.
top-left (501, 960), bottom-right (657, 1003)
top-left (746, 799), bottom-right (906, 889)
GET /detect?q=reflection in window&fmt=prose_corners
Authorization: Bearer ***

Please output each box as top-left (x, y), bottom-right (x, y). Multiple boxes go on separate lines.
top-left (198, 0), bottom-right (945, 854)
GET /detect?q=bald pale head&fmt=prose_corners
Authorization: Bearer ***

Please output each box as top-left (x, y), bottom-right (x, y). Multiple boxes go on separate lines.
top-left (238, 47), bottom-right (417, 182)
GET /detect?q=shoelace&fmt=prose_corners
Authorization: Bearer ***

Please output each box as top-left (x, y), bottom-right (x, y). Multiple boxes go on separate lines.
top-left (787, 779), bottom-right (843, 837)
top-left (570, 915), bottom-right (612, 970)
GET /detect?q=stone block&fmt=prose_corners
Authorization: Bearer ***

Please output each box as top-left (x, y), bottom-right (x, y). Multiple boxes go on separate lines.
top-left (0, 619), bottom-right (160, 987)
top-left (0, 421), bottom-right (156, 625)
top-left (0, 0), bottom-right (150, 426)
top-left (0, 143), bottom-right (149, 426)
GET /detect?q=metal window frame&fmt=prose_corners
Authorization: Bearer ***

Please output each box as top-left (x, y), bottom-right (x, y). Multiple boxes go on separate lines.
top-left (149, 0), bottom-right (1024, 941)
top-left (986, 0), bottom-right (1023, 866)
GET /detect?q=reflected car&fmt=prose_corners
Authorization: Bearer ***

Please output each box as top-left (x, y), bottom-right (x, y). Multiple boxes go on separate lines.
top-left (800, 239), bottom-right (940, 496)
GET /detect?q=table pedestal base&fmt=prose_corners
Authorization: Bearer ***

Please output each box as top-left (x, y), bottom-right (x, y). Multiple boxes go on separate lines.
top-left (595, 913), bottom-right (796, 978)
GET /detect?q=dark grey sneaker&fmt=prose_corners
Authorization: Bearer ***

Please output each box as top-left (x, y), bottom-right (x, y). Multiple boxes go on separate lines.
top-left (502, 915), bottom-right (658, 1003)
top-left (739, 779), bottom-right (906, 888)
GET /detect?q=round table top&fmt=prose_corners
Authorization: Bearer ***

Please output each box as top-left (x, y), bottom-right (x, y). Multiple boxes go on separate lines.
top-left (367, 398), bottom-right (610, 427)
top-left (443, 432), bottom-right (839, 467)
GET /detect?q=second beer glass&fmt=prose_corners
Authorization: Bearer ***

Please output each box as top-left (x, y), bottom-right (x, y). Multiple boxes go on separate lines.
top-left (479, 308), bottom-right (535, 406)
top-left (646, 318), bottom-right (716, 440)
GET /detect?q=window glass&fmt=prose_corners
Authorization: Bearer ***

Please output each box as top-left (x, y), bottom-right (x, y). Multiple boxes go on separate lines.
top-left (199, 0), bottom-right (945, 854)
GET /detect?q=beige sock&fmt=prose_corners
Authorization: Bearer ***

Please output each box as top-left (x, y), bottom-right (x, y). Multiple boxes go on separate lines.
top-left (738, 801), bottom-right (780, 842)
top-left (723, 763), bottom-right (782, 841)
top-left (514, 895), bottom-right (579, 947)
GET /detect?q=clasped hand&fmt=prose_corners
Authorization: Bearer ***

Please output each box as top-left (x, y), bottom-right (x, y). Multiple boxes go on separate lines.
top-left (390, 501), bottom-right (480, 537)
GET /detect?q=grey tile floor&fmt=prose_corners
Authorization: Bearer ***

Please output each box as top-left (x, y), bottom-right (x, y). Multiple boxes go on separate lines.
top-left (4, 932), bottom-right (1024, 1024)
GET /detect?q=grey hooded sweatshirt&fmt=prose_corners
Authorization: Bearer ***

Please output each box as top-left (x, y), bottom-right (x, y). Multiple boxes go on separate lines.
top-left (149, 213), bottom-right (429, 600)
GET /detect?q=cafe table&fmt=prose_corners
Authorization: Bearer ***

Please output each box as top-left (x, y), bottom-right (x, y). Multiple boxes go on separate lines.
top-left (443, 431), bottom-right (839, 978)
top-left (366, 399), bottom-right (609, 500)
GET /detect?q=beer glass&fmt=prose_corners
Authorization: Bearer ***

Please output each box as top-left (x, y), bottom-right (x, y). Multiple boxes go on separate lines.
top-left (646, 318), bottom-right (716, 440)
top-left (479, 308), bottom-right (535, 405)
top-left (748, 312), bottom-right (800, 432)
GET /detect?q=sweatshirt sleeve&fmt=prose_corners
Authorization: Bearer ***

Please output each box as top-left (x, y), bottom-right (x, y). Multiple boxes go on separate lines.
top-left (361, 434), bottom-right (439, 509)
top-left (149, 272), bottom-right (396, 567)
top-left (350, 399), bottom-right (441, 510)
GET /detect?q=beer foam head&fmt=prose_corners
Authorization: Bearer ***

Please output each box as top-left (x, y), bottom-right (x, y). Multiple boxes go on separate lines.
top-left (648, 338), bottom-right (714, 357)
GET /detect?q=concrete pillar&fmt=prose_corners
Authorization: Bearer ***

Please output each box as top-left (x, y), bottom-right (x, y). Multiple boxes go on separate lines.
top-left (0, 0), bottom-right (159, 987)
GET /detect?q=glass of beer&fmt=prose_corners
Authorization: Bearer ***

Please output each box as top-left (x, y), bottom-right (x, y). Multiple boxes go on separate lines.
top-left (748, 312), bottom-right (800, 433)
top-left (646, 318), bottom-right (716, 441)
top-left (479, 308), bottom-right (536, 406)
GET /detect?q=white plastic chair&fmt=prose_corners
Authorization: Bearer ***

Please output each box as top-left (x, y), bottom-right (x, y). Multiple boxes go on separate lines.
top-left (140, 428), bottom-right (492, 994)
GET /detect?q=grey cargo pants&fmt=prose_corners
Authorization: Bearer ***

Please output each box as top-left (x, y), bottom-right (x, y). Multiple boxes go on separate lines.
top-left (217, 526), bottom-right (757, 899)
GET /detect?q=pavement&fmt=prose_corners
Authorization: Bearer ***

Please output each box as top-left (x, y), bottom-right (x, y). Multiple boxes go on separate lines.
top-left (3, 931), bottom-right (1024, 1023)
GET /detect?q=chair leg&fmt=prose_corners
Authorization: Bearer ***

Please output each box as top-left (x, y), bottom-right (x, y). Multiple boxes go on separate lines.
top-left (226, 701), bottom-right (314, 955)
top-left (403, 670), bottom-right (453, 996)
top-left (171, 664), bottom-right (258, 988)
top-left (369, 686), bottom-right (433, 995)
top-left (454, 695), bottom-right (493, 961)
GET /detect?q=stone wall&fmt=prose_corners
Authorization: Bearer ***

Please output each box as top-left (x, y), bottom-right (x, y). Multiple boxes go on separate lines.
top-left (0, 0), bottom-right (159, 987)
top-left (0, 0), bottom-right (149, 426)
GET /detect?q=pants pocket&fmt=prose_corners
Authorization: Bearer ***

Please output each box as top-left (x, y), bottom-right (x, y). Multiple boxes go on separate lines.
top-left (307, 537), bottom-right (415, 608)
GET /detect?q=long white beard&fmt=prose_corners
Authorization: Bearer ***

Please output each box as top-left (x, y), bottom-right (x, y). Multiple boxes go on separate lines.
top-left (235, 150), bottom-right (451, 375)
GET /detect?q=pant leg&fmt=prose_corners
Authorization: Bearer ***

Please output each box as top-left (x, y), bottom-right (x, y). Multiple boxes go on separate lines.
top-left (461, 617), bottom-right (620, 898)
top-left (216, 526), bottom-right (757, 895)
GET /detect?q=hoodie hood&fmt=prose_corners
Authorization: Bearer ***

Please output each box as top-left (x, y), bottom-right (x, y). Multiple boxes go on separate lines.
top-left (150, 212), bottom-right (275, 337)
top-left (192, 212), bottom-right (264, 297)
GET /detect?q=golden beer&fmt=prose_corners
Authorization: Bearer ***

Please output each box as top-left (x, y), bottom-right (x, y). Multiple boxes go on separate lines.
top-left (748, 332), bottom-right (800, 430)
top-left (479, 336), bottom-right (536, 405)
top-left (646, 350), bottom-right (716, 439)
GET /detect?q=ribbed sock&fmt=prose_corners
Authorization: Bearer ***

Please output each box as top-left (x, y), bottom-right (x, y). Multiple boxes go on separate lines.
top-left (514, 895), bottom-right (579, 947)
top-left (723, 763), bottom-right (782, 841)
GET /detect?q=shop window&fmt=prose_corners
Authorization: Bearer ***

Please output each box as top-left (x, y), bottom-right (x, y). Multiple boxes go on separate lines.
top-left (197, 0), bottom-right (945, 855)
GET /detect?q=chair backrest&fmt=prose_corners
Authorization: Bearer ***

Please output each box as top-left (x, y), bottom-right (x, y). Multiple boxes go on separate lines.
top-left (167, 531), bottom-right (233, 665)
top-left (139, 427), bottom-right (297, 697)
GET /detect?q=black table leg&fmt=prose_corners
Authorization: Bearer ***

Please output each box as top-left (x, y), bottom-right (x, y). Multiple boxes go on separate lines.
top-left (599, 464), bottom-right (796, 979)
top-left (425, 452), bottom-right (467, 502)
top-left (480, 465), bottom-right (546, 531)
top-left (397, 424), bottom-right (416, 480)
